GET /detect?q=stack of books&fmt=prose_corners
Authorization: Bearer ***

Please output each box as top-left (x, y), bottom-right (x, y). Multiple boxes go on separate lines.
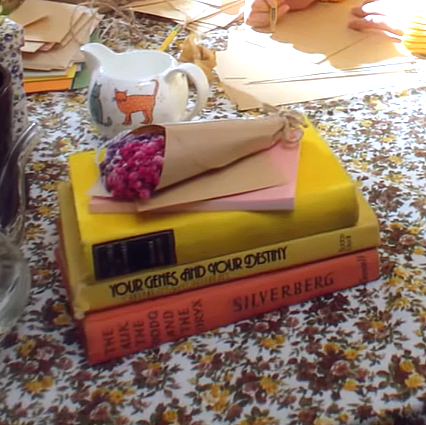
top-left (56, 121), bottom-right (381, 365)
top-left (9, 0), bottom-right (102, 94)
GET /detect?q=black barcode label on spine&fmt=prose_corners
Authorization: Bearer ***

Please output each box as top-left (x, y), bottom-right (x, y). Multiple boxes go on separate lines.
top-left (92, 230), bottom-right (176, 280)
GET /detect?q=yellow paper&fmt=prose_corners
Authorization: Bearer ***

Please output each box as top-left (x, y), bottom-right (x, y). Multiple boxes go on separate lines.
top-left (24, 64), bottom-right (78, 82)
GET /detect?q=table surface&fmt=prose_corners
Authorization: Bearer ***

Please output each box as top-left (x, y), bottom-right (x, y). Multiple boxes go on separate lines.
top-left (2, 15), bottom-right (426, 425)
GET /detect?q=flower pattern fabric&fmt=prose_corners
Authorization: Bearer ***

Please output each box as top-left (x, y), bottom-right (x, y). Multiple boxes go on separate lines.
top-left (0, 17), bottom-right (28, 140)
top-left (2, 15), bottom-right (426, 425)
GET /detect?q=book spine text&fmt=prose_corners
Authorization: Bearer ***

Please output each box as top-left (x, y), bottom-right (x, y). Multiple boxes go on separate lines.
top-left (75, 221), bottom-right (379, 315)
top-left (84, 249), bottom-right (380, 364)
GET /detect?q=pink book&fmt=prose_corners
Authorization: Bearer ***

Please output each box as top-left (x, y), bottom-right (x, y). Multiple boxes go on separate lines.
top-left (89, 142), bottom-right (301, 213)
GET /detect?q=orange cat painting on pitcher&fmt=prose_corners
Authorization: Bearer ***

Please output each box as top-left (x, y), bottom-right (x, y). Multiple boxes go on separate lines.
top-left (114, 79), bottom-right (159, 125)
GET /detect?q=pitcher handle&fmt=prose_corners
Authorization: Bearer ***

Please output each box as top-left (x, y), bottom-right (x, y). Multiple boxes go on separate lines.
top-left (165, 63), bottom-right (210, 121)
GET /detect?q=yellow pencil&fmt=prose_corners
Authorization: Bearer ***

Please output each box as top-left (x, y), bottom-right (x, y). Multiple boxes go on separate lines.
top-left (158, 25), bottom-right (182, 52)
top-left (269, 0), bottom-right (278, 33)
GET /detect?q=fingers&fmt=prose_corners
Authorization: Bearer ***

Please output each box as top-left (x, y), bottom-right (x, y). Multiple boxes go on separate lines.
top-left (348, 14), bottom-right (404, 36)
top-left (351, 0), bottom-right (402, 18)
top-left (350, 0), bottom-right (379, 18)
top-left (244, 0), bottom-right (316, 28)
top-left (263, 0), bottom-right (282, 8)
top-left (245, 2), bottom-right (290, 28)
top-left (250, 0), bottom-right (286, 12)
top-left (284, 0), bottom-right (317, 11)
top-left (349, 0), bottom-right (406, 36)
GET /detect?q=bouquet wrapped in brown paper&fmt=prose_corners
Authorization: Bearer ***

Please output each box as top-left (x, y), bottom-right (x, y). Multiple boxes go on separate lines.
top-left (93, 109), bottom-right (306, 201)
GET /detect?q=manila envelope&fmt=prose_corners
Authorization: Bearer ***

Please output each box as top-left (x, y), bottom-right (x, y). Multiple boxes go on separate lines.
top-left (320, 32), bottom-right (413, 70)
top-left (8, 3), bottom-right (47, 27)
top-left (128, 0), bottom-right (220, 23)
top-left (22, 12), bottom-right (100, 70)
top-left (193, 1), bottom-right (243, 28)
top-left (217, 29), bottom-right (413, 86)
top-left (225, 1), bottom-right (412, 73)
top-left (221, 0), bottom-right (369, 70)
top-left (126, 0), bottom-right (239, 7)
top-left (216, 30), bottom-right (325, 82)
top-left (221, 67), bottom-right (420, 110)
top-left (267, 0), bottom-right (368, 66)
top-left (197, 0), bottom-right (240, 7)
top-left (60, 8), bottom-right (99, 47)
top-left (22, 0), bottom-right (85, 44)
top-left (129, 0), bottom-right (242, 25)
top-left (187, 21), bottom-right (218, 33)
top-left (125, 0), bottom-right (173, 7)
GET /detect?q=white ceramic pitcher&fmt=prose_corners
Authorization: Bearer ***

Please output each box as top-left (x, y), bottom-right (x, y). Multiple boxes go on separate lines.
top-left (81, 43), bottom-right (210, 138)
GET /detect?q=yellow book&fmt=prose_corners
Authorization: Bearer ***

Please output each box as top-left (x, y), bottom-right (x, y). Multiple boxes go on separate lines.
top-left (58, 182), bottom-right (379, 319)
top-left (68, 121), bottom-right (359, 282)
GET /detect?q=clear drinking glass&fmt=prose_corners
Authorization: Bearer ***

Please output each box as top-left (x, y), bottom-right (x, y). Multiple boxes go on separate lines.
top-left (0, 231), bottom-right (30, 343)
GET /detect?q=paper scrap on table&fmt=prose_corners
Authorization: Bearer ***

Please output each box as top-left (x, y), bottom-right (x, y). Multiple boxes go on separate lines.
top-left (179, 33), bottom-right (217, 82)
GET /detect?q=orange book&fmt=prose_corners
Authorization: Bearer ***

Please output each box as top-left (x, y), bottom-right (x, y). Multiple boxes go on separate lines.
top-left (23, 77), bottom-right (72, 94)
top-left (56, 246), bottom-right (380, 364)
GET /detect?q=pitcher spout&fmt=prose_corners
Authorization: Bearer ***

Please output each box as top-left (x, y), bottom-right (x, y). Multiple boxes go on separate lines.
top-left (80, 43), bottom-right (114, 75)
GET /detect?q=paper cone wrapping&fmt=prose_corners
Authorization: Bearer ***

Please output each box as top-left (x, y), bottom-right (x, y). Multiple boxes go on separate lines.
top-left (157, 114), bottom-right (294, 188)
top-left (95, 112), bottom-right (304, 200)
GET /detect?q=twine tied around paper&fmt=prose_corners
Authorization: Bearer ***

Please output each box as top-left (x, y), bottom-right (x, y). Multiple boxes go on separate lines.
top-left (261, 103), bottom-right (307, 144)
top-left (94, 105), bottom-right (306, 169)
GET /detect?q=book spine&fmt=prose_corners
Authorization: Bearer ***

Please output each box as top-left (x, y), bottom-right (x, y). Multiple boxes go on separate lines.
top-left (84, 248), bottom-right (380, 364)
top-left (75, 218), bottom-right (380, 315)
top-left (84, 183), bottom-right (358, 281)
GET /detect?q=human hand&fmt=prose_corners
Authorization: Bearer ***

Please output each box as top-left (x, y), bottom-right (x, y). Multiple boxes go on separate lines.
top-left (244, 0), bottom-right (317, 28)
top-left (348, 0), bottom-right (414, 36)
top-left (244, 0), bottom-right (289, 28)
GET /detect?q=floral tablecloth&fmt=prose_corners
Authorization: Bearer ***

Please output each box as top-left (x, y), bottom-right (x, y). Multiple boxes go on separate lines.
top-left (3, 15), bottom-right (426, 425)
